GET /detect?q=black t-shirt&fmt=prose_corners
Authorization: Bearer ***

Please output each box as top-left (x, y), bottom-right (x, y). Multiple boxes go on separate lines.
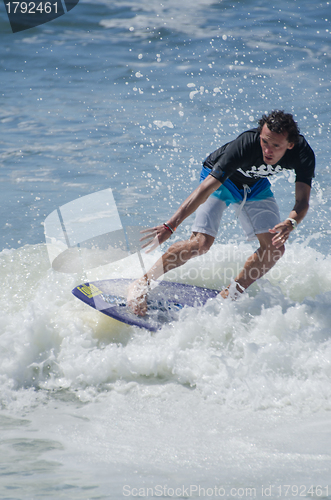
top-left (203, 128), bottom-right (315, 188)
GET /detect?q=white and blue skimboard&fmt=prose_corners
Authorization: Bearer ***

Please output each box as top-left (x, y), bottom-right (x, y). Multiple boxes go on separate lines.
top-left (72, 279), bottom-right (219, 332)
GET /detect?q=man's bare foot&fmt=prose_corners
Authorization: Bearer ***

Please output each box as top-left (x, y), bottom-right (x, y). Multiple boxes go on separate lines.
top-left (219, 282), bottom-right (245, 300)
top-left (127, 277), bottom-right (149, 316)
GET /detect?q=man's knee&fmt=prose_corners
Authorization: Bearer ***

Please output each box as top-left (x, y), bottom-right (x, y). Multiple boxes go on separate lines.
top-left (259, 241), bottom-right (285, 263)
top-left (191, 232), bottom-right (214, 256)
top-left (277, 244), bottom-right (285, 259)
top-left (270, 241), bottom-right (285, 260)
top-left (257, 233), bottom-right (285, 261)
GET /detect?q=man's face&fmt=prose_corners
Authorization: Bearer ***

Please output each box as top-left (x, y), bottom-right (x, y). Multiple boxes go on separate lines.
top-left (260, 123), bottom-right (295, 165)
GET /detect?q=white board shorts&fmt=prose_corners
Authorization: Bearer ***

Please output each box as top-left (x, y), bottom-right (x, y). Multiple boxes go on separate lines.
top-left (191, 194), bottom-right (281, 241)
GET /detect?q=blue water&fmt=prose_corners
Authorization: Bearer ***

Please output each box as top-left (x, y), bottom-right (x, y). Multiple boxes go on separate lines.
top-left (1, 1), bottom-right (331, 499)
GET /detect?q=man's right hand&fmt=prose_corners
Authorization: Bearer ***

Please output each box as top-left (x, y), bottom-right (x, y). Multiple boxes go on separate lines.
top-left (140, 224), bottom-right (172, 253)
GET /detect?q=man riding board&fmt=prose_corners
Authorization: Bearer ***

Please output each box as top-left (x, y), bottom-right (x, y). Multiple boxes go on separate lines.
top-left (128, 110), bottom-right (315, 316)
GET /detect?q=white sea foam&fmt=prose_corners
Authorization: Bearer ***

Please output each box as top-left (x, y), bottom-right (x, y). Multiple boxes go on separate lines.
top-left (0, 242), bottom-right (330, 497)
top-left (98, 0), bottom-right (222, 38)
top-left (1, 242), bottom-right (330, 412)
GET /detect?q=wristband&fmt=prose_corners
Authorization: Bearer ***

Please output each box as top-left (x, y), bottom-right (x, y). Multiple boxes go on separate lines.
top-left (166, 222), bottom-right (176, 232)
top-left (163, 222), bottom-right (176, 234)
top-left (286, 217), bottom-right (298, 230)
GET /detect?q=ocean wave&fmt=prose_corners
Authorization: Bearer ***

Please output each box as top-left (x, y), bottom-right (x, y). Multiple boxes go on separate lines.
top-left (1, 242), bottom-right (330, 414)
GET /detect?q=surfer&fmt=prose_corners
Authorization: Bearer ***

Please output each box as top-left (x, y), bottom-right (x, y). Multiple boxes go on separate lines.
top-left (128, 110), bottom-right (315, 316)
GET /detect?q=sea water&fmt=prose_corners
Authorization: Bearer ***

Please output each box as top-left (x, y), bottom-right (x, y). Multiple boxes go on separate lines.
top-left (0, 1), bottom-right (331, 499)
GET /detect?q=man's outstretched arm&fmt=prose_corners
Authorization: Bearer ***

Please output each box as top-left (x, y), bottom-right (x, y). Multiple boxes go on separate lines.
top-left (141, 174), bottom-right (221, 252)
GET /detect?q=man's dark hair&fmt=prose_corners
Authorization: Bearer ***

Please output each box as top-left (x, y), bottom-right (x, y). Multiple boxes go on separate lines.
top-left (258, 110), bottom-right (300, 144)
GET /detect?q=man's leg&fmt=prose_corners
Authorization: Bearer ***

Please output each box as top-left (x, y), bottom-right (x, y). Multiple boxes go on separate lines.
top-left (127, 232), bottom-right (215, 315)
top-left (220, 231), bottom-right (285, 298)
top-left (128, 192), bottom-right (227, 316)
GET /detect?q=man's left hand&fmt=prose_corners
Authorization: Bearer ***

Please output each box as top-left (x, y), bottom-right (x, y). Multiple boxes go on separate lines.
top-left (269, 220), bottom-right (293, 248)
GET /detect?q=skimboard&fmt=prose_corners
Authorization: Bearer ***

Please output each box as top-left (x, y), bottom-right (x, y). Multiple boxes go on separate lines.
top-left (72, 279), bottom-right (219, 332)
